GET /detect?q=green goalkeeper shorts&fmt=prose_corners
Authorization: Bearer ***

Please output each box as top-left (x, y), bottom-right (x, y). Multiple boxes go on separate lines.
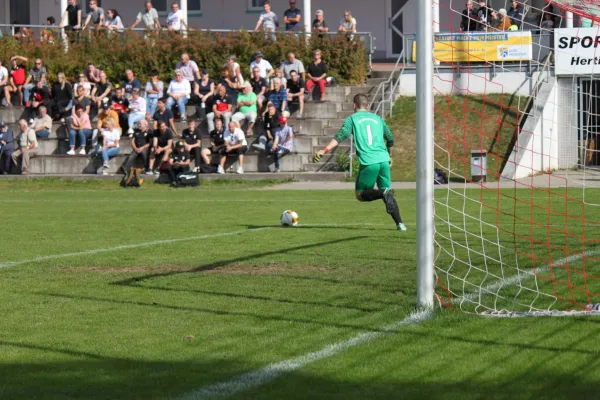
top-left (355, 162), bottom-right (391, 192)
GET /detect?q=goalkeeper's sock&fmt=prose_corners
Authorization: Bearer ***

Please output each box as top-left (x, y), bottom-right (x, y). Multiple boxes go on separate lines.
top-left (360, 189), bottom-right (384, 202)
top-left (390, 207), bottom-right (403, 225)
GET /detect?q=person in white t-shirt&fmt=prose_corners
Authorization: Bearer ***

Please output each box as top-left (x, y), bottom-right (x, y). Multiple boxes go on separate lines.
top-left (227, 55), bottom-right (244, 85)
top-left (218, 121), bottom-right (248, 174)
top-left (100, 118), bottom-right (120, 173)
top-left (166, 2), bottom-right (187, 32)
top-left (0, 60), bottom-right (8, 106)
top-left (127, 88), bottom-right (147, 135)
top-left (338, 11), bottom-right (357, 40)
top-left (166, 70), bottom-right (191, 121)
top-left (249, 51), bottom-right (274, 80)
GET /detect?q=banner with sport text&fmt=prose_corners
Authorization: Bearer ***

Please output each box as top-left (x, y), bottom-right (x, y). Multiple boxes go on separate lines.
top-left (412, 31), bottom-right (533, 63)
top-left (555, 28), bottom-right (600, 76)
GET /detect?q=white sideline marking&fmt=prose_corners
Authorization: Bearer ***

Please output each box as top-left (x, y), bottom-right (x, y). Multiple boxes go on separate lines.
top-left (0, 228), bottom-right (272, 270)
top-left (173, 311), bottom-right (432, 400)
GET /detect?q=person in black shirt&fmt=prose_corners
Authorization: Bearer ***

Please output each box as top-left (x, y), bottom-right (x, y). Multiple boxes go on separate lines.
top-left (51, 72), bottom-right (73, 120)
top-left (253, 102), bottom-right (280, 152)
top-left (152, 97), bottom-right (178, 136)
top-left (250, 66), bottom-right (268, 113)
top-left (60, 0), bottom-right (82, 41)
top-left (306, 49), bottom-right (328, 102)
top-left (286, 70), bottom-right (305, 118)
top-left (181, 119), bottom-right (202, 171)
top-left (201, 117), bottom-right (225, 165)
top-left (25, 81), bottom-right (53, 121)
top-left (461, 1), bottom-right (479, 31)
top-left (123, 119), bottom-right (151, 172)
top-left (476, 0), bottom-right (493, 30)
top-left (147, 120), bottom-right (173, 175)
top-left (111, 87), bottom-right (130, 134)
top-left (168, 140), bottom-right (192, 186)
top-left (193, 69), bottom-right (215, 121)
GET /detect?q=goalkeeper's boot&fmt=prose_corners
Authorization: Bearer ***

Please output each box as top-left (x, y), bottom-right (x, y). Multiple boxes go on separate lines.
top-left (383, 188), bottom-right (399, 215)
top-left (397, 223), bottom-right (407, 231)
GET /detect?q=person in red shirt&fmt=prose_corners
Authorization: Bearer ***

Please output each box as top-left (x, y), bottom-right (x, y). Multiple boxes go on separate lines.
top-left (5, 58), bottom-right (26, 107)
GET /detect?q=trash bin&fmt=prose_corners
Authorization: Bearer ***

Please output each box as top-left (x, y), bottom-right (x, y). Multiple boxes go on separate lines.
top-left (471, 150), bottom-right (487, 182)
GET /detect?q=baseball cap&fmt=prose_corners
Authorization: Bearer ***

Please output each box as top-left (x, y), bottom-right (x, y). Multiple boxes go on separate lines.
top-left (278, 115), bottom-right (288, 124)
top-left (0, 121), bottom-right (6, 128)
top-left (255, 51), bottom-right (263, 58)
top-left (175, 140), bottom-right (185, 149)
top-left (101, 97), bottom-right (110, 109)
top-left (241, 81), bottom-right (251, 89)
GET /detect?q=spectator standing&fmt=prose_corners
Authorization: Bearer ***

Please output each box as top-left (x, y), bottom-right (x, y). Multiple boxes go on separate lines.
top-left (181, 119), bottom-right (202, 170)
top-left (105, 9), bottom-right (125, 36)
top-left (30, 106), bottom-right (52, 138)
top-left (476, 0), bottom-right (493, 31)
top-left (127, 89), bottom-right (147, 135)
top-left (41, 16), bottom-right (57, 44)
top-left (17, 56), bottom-right (47, 107)
top-left (254, 1), bottom-right (279, 40)
top-left (283, 1), bottom-right (302, 32)
top-left (100, 118), bottom-right (120, 173)
top-left (253, 102), bottom-right (280, 152)
top-left (166, 2), bottom-right (188, 32)
top-left (147, 120), bottom-right (173, 175)
top-left (122, 70), bottom-right (142, 99)
top-left (306, 49), bottom-right (328, 102)
top-left (0, 121), bottom-right (14, 174)
top-left (145, 71), bottom-right (164, 119)
top-left (123, 119), bottom-right (151, 172)
top-left (11, 119), bottom-right (39, 175)
top-left (271, 115), bottom-right (294, 173)
top-left (82, 0), bottom-right (105, 31)
top-left (166, 70), bottom-right (191, 121)
top-left (152, 98), bottom-right (178, 136)
top-left (51, 72), bottom-right (73, 119)
top-left (207, 85), bottom-right (233, 132)
top-left (250, 67), bottom-right (268, 112)
top-left (176, 53), bottom-right (200, 88)
top-left (193, 69), bottom-right (214, 121)
top-left (507, 1), bottom-right (524, 29)
top-left (131, 1), bottom-right (161, 30)
top-left (60, 0), bottom-right (82, 37)
top-left (281, 52), bottom-right (305, 81)
top-left (219, 121), bottom-right (247, 174)
top-left (249, 51), bottom-right (274, 80)
top-left (541, 12), bottom-right (555, 31)
top-left (168, 140), bottom-right (192, 185)
top-left (338, 11), bottom-right (357, 40)
top-left (67, 105), bottom-right (93, 155)
top-left (0, 60), bottom-right (8, 107)
top-left (461, 1), bottom-right (478, 31)
top-left (111, 87), bottom-right (130, 133)
top-left (25, 81), bottom-right (53, 122)
top-left (268, 78), bottom-right (288, 117)
top-left (74, 73), bottom-right (91, 98)
top-left (91, 71), bottom-right (113, 113)
top-left (5, 58), bottom-right (26, 107)
top-left (287, 70), bottom-right (305, 118)
top-left (312, 10), bottom-right (329, 36)
top-left (232, 82), bottom-right (258, 137)
top-left (201, 117), bottom-right (226, 166)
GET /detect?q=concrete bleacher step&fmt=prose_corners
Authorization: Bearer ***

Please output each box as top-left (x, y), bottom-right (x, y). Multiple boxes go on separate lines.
top-left (27, 153), bottom-right (311, 175)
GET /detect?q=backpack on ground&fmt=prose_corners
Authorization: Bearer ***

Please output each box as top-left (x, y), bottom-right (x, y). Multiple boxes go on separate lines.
top-left (177, 172), bottom-right (200, 187)
top-left (198, 164), bottom-right (217, 174)
top-left (120, 167), bottom-right (144, 188)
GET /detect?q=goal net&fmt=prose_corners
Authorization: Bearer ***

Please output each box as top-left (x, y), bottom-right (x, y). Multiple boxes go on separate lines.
top-left (429, 0), bottom-right (600, 315)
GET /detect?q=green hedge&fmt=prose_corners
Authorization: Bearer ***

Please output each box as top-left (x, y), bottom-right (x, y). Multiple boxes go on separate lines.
top-left (0, 31), bottom-right (369, 85)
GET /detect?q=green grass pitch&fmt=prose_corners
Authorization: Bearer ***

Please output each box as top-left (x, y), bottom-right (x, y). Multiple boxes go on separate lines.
top-left (1, 180), bottom-right (600, 400)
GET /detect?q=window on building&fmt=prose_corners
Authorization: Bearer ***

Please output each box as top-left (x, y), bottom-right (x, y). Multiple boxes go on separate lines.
top-left (154, 0), bottom-right (202, 14)
top-left (248, 0), bottom-right (265, 11)
top-left (85, 0), bottom-right (102, 14)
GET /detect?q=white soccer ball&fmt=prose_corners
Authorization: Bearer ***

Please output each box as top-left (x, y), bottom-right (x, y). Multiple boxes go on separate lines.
top-left (280, 210), bottom-right (299, 227)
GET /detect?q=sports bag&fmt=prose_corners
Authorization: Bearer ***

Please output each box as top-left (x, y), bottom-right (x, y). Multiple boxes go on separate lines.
top-left (177, 172), bottom-right (200, 187)
top-left (120, 167), bottom-right (144, 187)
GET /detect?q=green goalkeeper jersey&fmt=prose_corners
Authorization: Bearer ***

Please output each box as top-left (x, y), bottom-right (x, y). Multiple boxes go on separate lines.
top-left (334, 110), bottom-right (394, 166)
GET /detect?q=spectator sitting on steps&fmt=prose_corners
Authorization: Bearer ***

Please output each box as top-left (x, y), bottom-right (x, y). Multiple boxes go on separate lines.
top-left (67, 104), bottom-right (92, 155)
top-left (127, 88), bottom-right (147, 135)
top-left (147, 120), bottom-right (173, 175)
top-left (249, 66), bottom-right (268, 113)
top-left (50, 72), bottom-right (73, 120)
top-left (207, 85), bottom-right (233, 133)
top-left (268, 78), bottom-right (289, 118)
top-left (123, 119), bottom-right (151, 173)
top-left (6, 57), bottom-right (26, 107)
top-left (30, 105), bottom-right (52, 138)
top-left (286, 70), bottom-right (305, 119)
top-left (145, 71), bottom-right (164, 120)
top-left (253, 102), bottom-right (280, 152)
top-left (193, 69), bottom-right (214, 122)
top-left (218, 121), bottom-right (247, 175)
top-left (181, 119), bottom-right (202, 172)
top-left (11, 119), bottom-right (39, 175)
top-left (249, 51), bottom-right (273, 81)
top-left (270, 115), bottom-right (294, 173)
top-left (232, 82), bottom-right (258, 137)
top-left (100, 117), bottom-right (120, 174)
top-left (166, 69), bottom-right (191, 121)
top-left (0, 121), bottom-right (14, 174)
top-left (25, 80), bottom-right (53, 122)
top-left (97, 98), bottom-right (121, 139)
top-left (111, 87), bottom-right (130, 134)
top-left (122, 69), bottom-right (142, 99)
top-left (168, 140), bottom-right (192, 187)
top-left (152, 97), bottom-right (178, 137)
top-left (281, 52), bottom-right (305, 81)
top-left (306, 49), bottom-right (328, 102)
top-left (200, 117), bottom-right (226, 166)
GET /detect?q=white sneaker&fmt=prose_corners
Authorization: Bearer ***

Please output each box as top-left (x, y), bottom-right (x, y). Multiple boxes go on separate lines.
top-left (127, 128), bottom-right (134, 134)
top-left (217, 166), bottom-right (225, 174)
top-left (78, 148), bottom-right (86, 155)
top-left (66, 149), bottom-right (75, 155)
top-left (236, 167), bottom-right (244, 174)
top-left (103, 161), bottom-right (109, 169)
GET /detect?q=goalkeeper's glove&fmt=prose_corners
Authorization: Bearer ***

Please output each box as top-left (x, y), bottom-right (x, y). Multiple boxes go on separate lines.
top-left (313, 148), bottom-right (328, 163)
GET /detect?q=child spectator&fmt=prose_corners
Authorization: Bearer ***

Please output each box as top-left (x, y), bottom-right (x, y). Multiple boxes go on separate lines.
top-left (271, 115), bottom-right (294, 173)
top-left (219, 121), bottom-right (247, 174)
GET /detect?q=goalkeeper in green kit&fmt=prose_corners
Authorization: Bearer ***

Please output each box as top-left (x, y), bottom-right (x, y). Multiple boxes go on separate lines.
top-left (314, 94), bottom-right (407, 231)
